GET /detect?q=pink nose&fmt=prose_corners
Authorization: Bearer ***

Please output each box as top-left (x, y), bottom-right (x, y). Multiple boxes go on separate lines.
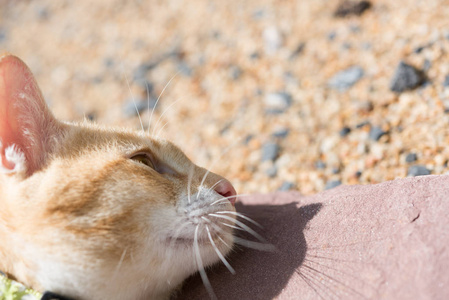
top-left (213, 179), bottom-right (237, 206)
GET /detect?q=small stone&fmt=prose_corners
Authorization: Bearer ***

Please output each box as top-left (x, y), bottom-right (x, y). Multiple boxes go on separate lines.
top-left (263, 27), bottom-right (283, 54)
top-left (123, 98), bottom-right (153, 118)
top-left (265, 166), bottom-right (278, 178)
top-left (328, 66), bottom-right (364, 90)
top-left (334, 1), bottom-right (372, 17)
top-left (356, 121), bottom-right (370, 128)
top-left (443, 75), bottom-right (449, 87)
top-left (177, 62), bottom-right (193, 77)
top-left (278, 181), bottom-right (295, 191)
top-left (423, 59), bottom-right (431, 71)
top-left (290, 42), bottom-right (305, 59)
top-left (272, 128), bottom-right (290, 139)
top-left (390, 62), bottom-right (425, 93)
top-left (405, 153), bottom-right (418, 163)
top-left (261, 142), bottom-right (280, 162)
top-left (339, 126), bottom-right (351, 137)
top-left (327, 31), bottom-right (337, 41)
top-left (250, 52), bottom-right (260, 60)
top-left (315, 161), bottom-right (326, 169)
top-left (369, 126), bottom-right (387, 141)
top-left (264, 92), bottom-right (292, 114)
top-left (229, 65), bottom-right (242, 80)
top-left (408, 165), bottom-right (431, 177)
top-left (325, 180), bottom-right (342, 190)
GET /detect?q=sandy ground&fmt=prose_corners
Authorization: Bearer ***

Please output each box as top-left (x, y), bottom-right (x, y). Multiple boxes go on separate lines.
top-left (2, 0), bottom-right (449, 194)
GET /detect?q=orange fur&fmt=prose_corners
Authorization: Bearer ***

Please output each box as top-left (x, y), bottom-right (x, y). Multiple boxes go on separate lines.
top-left (0, 55), bottom-right (236, 300)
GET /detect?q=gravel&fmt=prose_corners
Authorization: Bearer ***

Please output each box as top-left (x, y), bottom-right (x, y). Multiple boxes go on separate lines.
top-left (263, 26), bottom-right (283, 54)
top-left (408, 165), bottom-right (431, 177)
top-left (369, 126), bottom-right (387, 141)
top-left (261, 142), bottom-right (280, 162)
top-left (272, 128), bottom-right (290, 139)
top-left (339, 126), bottom-right (351, 137)
top-left (334, 1), bottom-right (372, 18)
top-left (405, 153), bottom-right (418, 163)
top-left (278, 181), bottom-right (295, 191)
top-left (390, 61), bottom-right (425, 93)
top-left (264, 92), bottom-right (292, 114)
top-left (123, 98), bottom-right (153, 118)
top-left (443, 75), bottom-right (449, 87)
top-left (325, 180), bottom-right (342, 190)
top-left (328, 66), bottom-right (364, 90)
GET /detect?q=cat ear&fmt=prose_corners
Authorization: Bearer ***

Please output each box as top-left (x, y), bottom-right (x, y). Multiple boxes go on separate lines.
top-left (0, 54), bottom-right (61, 176)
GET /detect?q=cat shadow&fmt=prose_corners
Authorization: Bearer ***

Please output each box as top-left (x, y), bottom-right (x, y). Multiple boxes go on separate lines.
top-left (173, 198), bottom-right (322, 300)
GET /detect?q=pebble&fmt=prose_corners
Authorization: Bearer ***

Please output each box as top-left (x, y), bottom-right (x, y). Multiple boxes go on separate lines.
top-left (177, 61), bottom-right (193, 77)
top-left (328, 66), bottom-right (364, 90)
top-left (339, 126), bottom-right (351, 137)
top-left (407, 165), bottom-right (431, 177)
top-left (315, 161), bottom-right (326, 169)
top-left (229, 65), bottom-right (242, 80)
top-left (369, 126), bottom-right (387, 141)
top-left (443, 75), bottom-right (449, 87)
top-left (390, 62), bottom-right (425, 93)
top-left (123, 98), bottom-right (153, 118)
top-left (264, 92), bottom-right (292, 114)
top-left (405, 153), bottom-right (418, 163)
top-left (334, 1), bottom-right (372, 18)
top-left (265, 165), bottom-right (278, 178)
top-left (263, 27), bottom-right (283, 54)
top-left (325, 180), bottom-right (342, 190)
top-left (261, 142), bottom-right (280, 162)
top-left (272, 128), bottom-right (290, 139)
top-left (278, 181), bottom-right (295, 191)
top-left (290, 42), bottom-right (305, 59)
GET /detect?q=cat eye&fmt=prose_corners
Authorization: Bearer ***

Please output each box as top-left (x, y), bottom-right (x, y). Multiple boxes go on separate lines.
top-left (130, 153), bottom-right (155, 169)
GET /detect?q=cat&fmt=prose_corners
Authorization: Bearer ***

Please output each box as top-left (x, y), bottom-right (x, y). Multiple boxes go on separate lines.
top-left (0, 54), bottom-right (239, 300)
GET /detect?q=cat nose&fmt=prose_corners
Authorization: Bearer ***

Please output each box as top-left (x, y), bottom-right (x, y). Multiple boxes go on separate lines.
top-left (213, 179), bottom-right (237, 206)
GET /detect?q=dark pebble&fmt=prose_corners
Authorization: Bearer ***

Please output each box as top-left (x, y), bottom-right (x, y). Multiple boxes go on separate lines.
top-left (315, 160), bottom-right (326, 169)
top-left (86, 112), bottom-right (96, 121)
top-left (443, 75), bottom-right (449, 87)
top-left (407, 165), bottom-right (431, 177)
top-left (328, 66), bottom-right (364, 90)
top-left (334, 1), bottom-right (372, 17)
top-left (339, 126), bottom-right (351, 137)
top-left (356, 121), bottom-right (370, 128)
top-left (325, 180), bottom-right (342, 190)
top-left (177, 62), bottom-right (193, 77)
top-left (243, 134), bottom-right (254, 145)
top-left (103, 57), bottom-right (115, 68)
top-left (369, 126), bottom-right (387, 141)
top-left (123, 98), bottom-right (154, 118)
top-left (355, 171), bottom-right (362, 178)
top-left (272, 128), bottom-right (290, 139)
top-left (250, 52), bottom-right (260, 60)
top-left (390, 61), bottom-right (425, 93)
top-left (290, 42), bottom-right (306, 59)
top-left (331, 167), bottom-right (341, 174)
top-left (423, 59), bottom-right (431, 71)
top-left (229, 65), bottom-right (242, 80)
top-left (278, 181), bottom-right (295, 191)
top-left (261, 142), bottom-right (280, 162)
top-left (405, 153), bottom-right (417, 163)
top-left (327, 31), bottom-right (337, 41)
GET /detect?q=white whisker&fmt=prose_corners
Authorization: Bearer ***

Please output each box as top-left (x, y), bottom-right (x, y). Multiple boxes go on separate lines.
top-left (205, 179), bottom-right (224, 196)
top-left (148, 71), bottom-right (180, 134)
top-left (151, 97), bottom-right (185, 137)
top-left (155, 121), bottom-right (169, 139)
top-left (113, 248), bottom-right (127, 278)
top-left (218, 236), bottom-right (232, 249)
top-left (233, 236), bottom-right (276, 252)
top-left (123, 73), bottom-right (144, 133)
top-left (221, 222), bottom-right (245, 231)
top-left (194, 225), bottom-right (217, 300)
top-left (209, 213), bottom-right (266, 242)
top-left (215, 211), bottom-right (263, 229)
top-left (209, 193), bottom-right (251, 206)
top-left (206, 225), bottom-right (236, 274)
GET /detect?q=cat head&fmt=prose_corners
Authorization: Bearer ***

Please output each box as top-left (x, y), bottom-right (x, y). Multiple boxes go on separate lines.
top-left (0, 54), bottom-right (237, 299)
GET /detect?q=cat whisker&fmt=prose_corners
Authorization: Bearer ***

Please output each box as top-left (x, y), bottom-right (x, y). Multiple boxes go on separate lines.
top-left (187, 165), bottom-right (195, 204)
top-left (221, 222), bottom-right (245, 231)
top-left (206, 225), bottom-right (236, 274)
top-left (154, 121), bottom-right (169, 139)
top-left (194, 225), bottom-right (217, 300)
top-left (168, 221), bottom-right (191, 251)
top-left (204, 179), bottom-right (224, 197)
top-left (148, 71), bottom-right (180, 134)
top-left (209, 193), bottom-right (251, 206)
top-left (123, 72), bottom-right (144, 133)
top-left (113, 248), bottom-right (128, 279)
top-left (232, 236), bottom-right (276, 252)
top-left (151, 97), bottom-right (186, 137)
top-left (209, 213), bottom-right (266, 242)
top-left (215, 211), bottom-right (263, 229)
top-left (197, 137), bottom-right (244, 200)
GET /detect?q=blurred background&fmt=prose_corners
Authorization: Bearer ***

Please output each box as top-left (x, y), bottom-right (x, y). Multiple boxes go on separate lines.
top-left (1, 0), bottom-right (449, 194)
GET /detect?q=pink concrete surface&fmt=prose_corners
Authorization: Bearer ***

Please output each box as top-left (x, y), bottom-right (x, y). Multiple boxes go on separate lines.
top-left (175, 175), bottom-right (449, 300)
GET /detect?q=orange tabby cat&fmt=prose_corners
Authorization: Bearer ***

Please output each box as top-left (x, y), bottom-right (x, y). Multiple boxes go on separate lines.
top-left (0, 54), bottom-right (237, 300)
